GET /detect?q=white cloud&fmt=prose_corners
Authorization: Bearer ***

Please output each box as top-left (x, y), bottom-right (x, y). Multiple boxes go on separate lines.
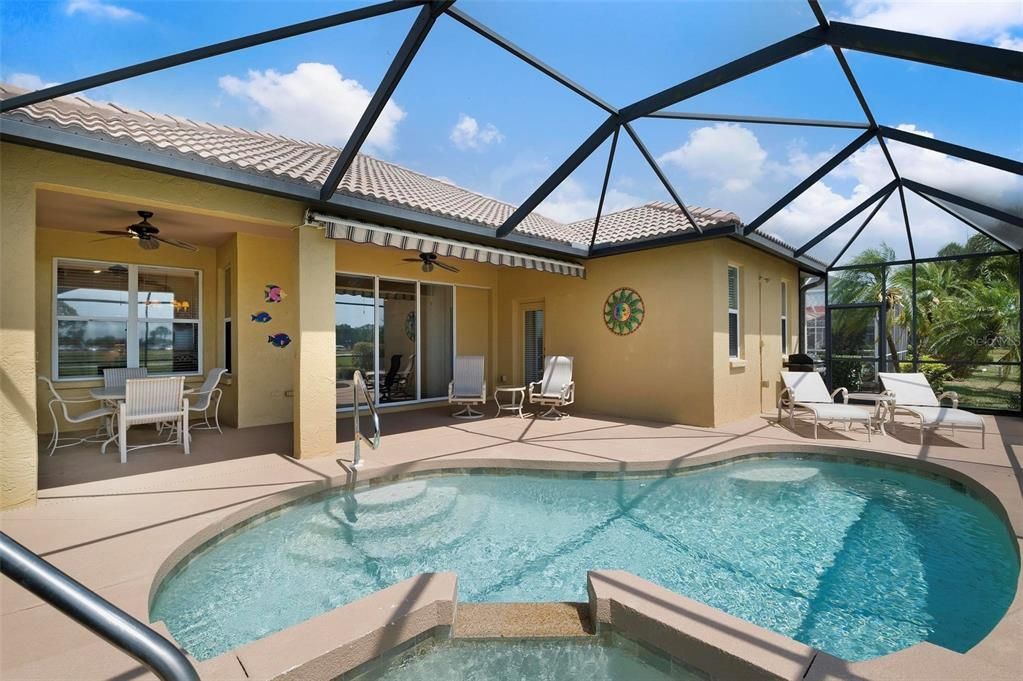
top-left (837, 1), bottom-right (1022, 48)
top-left (7, 73), bottom-right (57, 90)
top-left (449, 114), bottom-right (503, 151)
top-left (65, 0), bottom-right (143, 21)
top-left (538, 177), bottom-right (644, 224)
top-left (658, 123), bottom-right (767, 192)
top-left (219, 62), bottom-right (405, 150)
top-left (996, 33), bottom-right (1023, 50)
top-left (653, 119), bottom-right (1020, 258)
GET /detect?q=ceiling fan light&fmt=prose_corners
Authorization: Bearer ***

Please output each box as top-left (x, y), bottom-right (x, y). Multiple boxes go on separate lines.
top-left (139, 238), bottom-right (159, 250)
top-left (422, 261), bottom-right (434, 273)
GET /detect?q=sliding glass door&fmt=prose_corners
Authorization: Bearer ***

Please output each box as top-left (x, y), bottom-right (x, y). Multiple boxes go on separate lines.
top-left (336, 273), bottom-right (455, 409)
top-left (378, 279), bottom-right (417, 403)
top-left (335, 274), bottom-right (376, 408)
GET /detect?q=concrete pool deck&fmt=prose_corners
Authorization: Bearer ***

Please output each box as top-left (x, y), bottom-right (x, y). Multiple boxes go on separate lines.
top-left (2, 407), bottom-right (1021, 680)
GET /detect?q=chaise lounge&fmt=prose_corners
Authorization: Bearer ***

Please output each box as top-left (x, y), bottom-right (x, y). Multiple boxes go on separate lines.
top-left (779, 371), bottom-right (874, 440)
top-left (878, 372), bottom-right (985, 447)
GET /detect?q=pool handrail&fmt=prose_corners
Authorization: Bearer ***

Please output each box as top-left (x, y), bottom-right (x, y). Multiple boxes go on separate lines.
top-left (0, 531), bottom-right (199, 681)
top-left (352, 369), bottom-right (381, 468)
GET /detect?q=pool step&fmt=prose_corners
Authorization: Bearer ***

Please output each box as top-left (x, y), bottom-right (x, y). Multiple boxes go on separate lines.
top-left (342, 487), bottom-right (459, 537)
top-left (358, 494), bottom-right (488, 560)
top-left (453, 602), bottom-right (594, 639)
top-left (352, 480), bottom-right (428, 510)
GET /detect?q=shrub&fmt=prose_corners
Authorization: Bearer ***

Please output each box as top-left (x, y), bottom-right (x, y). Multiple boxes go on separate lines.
top-left (899, 357), bottom-right (954, 392)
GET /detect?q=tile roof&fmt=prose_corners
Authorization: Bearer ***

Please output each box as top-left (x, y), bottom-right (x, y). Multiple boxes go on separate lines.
top-left (0, 84), bottom-right (742, 247)
top-left (567, 201), bottom-right (741, 245)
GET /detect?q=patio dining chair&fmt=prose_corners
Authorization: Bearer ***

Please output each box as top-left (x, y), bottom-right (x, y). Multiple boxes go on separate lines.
top-left (878, 372), bottom-right (985, 447)
top-left (448, 356), bottom-right (486, 419)
top-left (187, 367), bottom-right (228, 433)
top-left (38, 376), bottom-right (115, 455)
top-left (102, 376), bottom-right (189, 463)
top-left (528, 355), bottom-right (575, 420)
top-left (102, 366), bottom-right (148, 388)
top-left (100, 367), bottom-right (148, 407)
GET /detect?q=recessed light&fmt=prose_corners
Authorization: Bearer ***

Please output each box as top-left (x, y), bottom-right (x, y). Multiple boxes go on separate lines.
top-left (92, 269), bottom-right (102, 274)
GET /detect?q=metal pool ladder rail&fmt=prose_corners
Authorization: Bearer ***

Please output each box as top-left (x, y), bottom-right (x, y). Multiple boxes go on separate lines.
top-left (0, 532), bottom-right (199, 681)
top-left (352, 369), bottom-right (381, 468)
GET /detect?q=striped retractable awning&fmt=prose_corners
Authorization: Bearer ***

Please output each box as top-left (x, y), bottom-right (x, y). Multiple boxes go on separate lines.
top-left (307, 211), bottom-right (585, 278)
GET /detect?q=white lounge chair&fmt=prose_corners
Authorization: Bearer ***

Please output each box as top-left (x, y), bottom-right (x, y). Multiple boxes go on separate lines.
top-left (449, 356), bottom-right (486, 419)
top-left (102, 376), bottom-right (189, 463)
top-left (878, 372), bottom-right (985, 447)
top-left (38, 377), bottom-right (115, 455)
top-left (778, 371), bottom-right (874, 440)
top-left (529, 356), bottom-right (575, 420)
top-left (188, 367), bottom-right (228, 433)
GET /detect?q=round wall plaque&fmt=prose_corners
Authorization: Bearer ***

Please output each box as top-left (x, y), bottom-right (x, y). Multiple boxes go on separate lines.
top-left (604, 287), bottom-right (645, 335)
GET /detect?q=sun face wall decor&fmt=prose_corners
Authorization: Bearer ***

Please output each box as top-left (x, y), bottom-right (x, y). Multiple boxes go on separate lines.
top-left (604, 287), bottom-right (645, 335)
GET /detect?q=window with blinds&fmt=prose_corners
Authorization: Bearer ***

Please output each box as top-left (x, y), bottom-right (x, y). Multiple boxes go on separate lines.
top-left (727, 266), bottom-right (741, 359)
top-left (523, 309), bottom-right (545, 384)
top-left (781, 281), bottom-right (789, 355)
top-left (54, 259), bottom-right (202, 379)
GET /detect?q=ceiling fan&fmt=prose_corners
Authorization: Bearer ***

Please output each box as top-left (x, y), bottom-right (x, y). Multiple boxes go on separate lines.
top-left (403, 251), bottom-right (459, 273)
top-left (94, 211), bottom-right (198, 252)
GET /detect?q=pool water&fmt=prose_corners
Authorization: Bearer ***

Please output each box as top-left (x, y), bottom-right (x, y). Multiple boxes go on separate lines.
top-left (349, 637), bottom-right (698, 681)
top-left (151, 459), bottom-right (1019, 662)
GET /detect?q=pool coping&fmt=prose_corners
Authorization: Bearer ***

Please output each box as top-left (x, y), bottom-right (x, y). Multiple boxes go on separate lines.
top-left (149, 443), bottom-right (1022, 681)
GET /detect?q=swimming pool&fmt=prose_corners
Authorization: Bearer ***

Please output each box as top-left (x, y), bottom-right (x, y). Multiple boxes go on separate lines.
top-left (151, 458), bottom-right (1019, 662)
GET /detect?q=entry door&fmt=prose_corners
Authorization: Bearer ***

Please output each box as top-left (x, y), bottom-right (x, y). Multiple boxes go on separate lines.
top-left (828, 304), bottom-right (882, 392)
top-left (522, 304), bottom-right (545, 385)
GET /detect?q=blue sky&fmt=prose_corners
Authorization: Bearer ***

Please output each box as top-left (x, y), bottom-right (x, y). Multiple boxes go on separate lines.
top-left (2, 0), bottom-right (1021, 258)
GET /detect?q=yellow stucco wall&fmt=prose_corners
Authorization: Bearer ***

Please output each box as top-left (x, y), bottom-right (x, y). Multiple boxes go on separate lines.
top-left (496, 242), bottom-right (717, 426)
top-left (712, 239), bottom-right (800, 425)
top-left (234, 232), bottom-right (298, 427)
top-left (1, 145), bottom-right (38, 508)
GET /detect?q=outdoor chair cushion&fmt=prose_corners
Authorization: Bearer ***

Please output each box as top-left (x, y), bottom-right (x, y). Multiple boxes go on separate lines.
top-left (899, 405), bottom-right (984, 428)
top-left (801, 403), bottom-right (872, 422)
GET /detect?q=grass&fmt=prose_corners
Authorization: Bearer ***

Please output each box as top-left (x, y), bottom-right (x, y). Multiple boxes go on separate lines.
top-left (946, 367), bottom-right (1021, 411)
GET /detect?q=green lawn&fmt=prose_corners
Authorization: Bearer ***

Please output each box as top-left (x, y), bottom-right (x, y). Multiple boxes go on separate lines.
top-left (945, 367), bottom-right (1020, 411)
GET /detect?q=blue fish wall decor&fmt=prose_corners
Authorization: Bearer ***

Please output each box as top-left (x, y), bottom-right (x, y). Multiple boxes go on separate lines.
top-left (267, 333), bottom-right (292, 348)
top-left (251, 311), bottom-right (272, 323)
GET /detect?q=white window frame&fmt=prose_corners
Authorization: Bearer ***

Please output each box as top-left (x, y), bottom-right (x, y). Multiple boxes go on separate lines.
top-left (335, 269), bottom-right (478, 412)
top-left (727, 265), bottom-right (741, 359)
top-left (53, 257), bottom-right (203, 381)
top-left (780, 280), bottom-right (789, 355)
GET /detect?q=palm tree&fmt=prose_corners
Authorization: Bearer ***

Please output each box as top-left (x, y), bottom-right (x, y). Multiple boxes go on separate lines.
top-left (829, 244), bottom-right (909, 371)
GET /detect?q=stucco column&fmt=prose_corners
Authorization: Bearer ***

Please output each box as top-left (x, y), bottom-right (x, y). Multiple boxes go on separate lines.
top-left (292, 225), bottom-right (337, 458)
top-left (1, 165), bottom-right (38, 508)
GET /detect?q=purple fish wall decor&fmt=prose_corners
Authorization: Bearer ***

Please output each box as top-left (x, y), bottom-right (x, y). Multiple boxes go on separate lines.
top-left (267, 333), bottom-right (292, 348)
top-left (251, 311), bottom-right (272, 323)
